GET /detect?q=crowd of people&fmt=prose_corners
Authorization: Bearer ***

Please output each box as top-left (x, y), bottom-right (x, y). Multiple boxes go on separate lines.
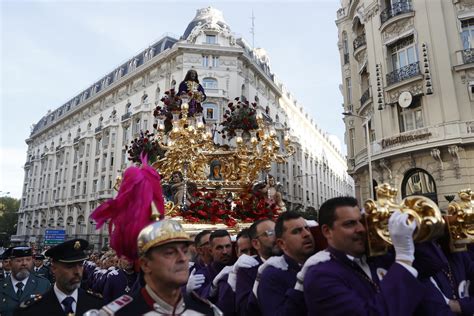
top-left (0, 196), bottom-right (474, 315)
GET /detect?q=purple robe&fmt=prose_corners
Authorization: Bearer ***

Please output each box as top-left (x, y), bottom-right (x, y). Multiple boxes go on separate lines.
top-left (235, 257), bottom-right (263, 316)
top-left (257, 255), bottom-right (306, 316)
top-left (304, 247), bottom-right (425, 316)
top-left (195, 261), bottom-right (227, 299)
top-left (177, 81), bottom-right (206, 116)
top-left (215, 274), bottom-right (236, 316)
top-left (103, 269), bottom-right (137, 303)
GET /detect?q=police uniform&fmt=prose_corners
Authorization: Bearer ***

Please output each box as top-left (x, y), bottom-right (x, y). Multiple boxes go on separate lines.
top-left (32, 255), bottom-right (51, 283)
top-left (0, 247), bottom-right (50, 316)
top-left (0, 247), bottom-right (13, 280)
top-left (14, 239), bottom-right (103, 316)
top-left (86, 219), bottom-right (222, 315)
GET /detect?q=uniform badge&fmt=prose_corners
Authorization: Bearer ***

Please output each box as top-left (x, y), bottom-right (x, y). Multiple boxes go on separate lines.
top-left (74, 241), bottom-right (81, 250)
top-left (376, 268), bottom-right (387, 281)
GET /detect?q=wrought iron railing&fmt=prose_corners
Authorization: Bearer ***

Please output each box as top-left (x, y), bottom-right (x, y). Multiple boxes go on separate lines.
top-left (353, 34), bottom-right (367, 51)
top-left (462, 49), bottom-right (474, 64)
top-left (386, 62), bottom-right (420, 86)
top-left (94, 126), bottom-right (102, 133)
top-left (121, 112), bottom-right (131, 121)
top-left (360, 88), bottom-right (371, 105)
top-left (380, 1), bottom-right (413, 25)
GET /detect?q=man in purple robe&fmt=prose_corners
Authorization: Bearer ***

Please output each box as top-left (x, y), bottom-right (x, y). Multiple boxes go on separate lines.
top-left (254, 211), bottom-right (315, 316)
top-left (235, 219), bottom-right (276, 316)
top-left (191, 230), bottom-right (234, 299)
top-left (103, 257), bottom-right (137, 303)
top-left (299, 196), bottom-right (426, 316)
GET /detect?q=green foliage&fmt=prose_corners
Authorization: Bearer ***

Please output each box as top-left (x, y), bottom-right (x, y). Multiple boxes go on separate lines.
top-left (0, 197), bottom-right (20, 247)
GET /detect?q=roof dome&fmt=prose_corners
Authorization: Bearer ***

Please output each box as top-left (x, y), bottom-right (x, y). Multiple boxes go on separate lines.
top-left (182, 7), bottom-right (230, 40)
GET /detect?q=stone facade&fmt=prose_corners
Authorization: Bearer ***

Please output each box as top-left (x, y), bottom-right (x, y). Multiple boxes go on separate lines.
top-left (337, 0), bottom-right (474, 208)
top-left (14, 7), bottom-right (353, 249)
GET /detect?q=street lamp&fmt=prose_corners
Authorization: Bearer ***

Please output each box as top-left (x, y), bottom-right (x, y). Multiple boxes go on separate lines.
top-left (342, 111), bottom-right (374, 199)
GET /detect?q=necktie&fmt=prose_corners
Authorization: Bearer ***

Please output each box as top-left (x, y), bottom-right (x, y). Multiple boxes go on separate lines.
top-left (62, 296), bottom-right (75, 314)
top-left (16, 282), bottom-right (24, 298)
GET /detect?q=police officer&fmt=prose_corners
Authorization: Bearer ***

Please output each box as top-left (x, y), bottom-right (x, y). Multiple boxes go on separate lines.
top-left (89, 219), bottom-right (223, 315)
top-left (0, 247), bottom-right (50, 316)
top-left (0, 247), bottom-right (13, 280)
top-left (14, 239), bottom-right (103, 316)
top-left (32, 255), bottom-right (51, 283)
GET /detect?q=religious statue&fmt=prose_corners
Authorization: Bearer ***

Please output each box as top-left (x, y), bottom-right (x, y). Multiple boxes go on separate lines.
top-left (178, 69), bottom-right (206, 116)
top-left (164, 171), bottom-right (196, 207)
top-left (254, 174), bottom-right (286, 212)
top-left (208, 159), bottom-right (223, 181)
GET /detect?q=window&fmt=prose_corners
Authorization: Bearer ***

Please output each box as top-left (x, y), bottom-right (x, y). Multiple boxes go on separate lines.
top-left (342, 32), bottom-right (349, 64)
top-left (203, 103), bottom-right (218, 120)
top-left (202, 78), bottom-right (218, 89)
top-left (203, 56), bottom-right (209, 67)
top-left (390, 36), bottom-right (417, 71)
top-left (349, 128), bottom-right (355, 157)
top-left (212, 56), bottom-right (219, 67)
top-left (398, 99), bottom-right (423, 132)
top-left (206, 34), bottom-right (217, 44)
top-left (461, 19), bottom-right (474, 50)
top-left (345, 77), bottom-right (352, 105)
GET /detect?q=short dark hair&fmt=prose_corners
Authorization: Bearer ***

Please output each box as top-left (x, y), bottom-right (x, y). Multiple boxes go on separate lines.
top-left (237, 229), bottom-right (251, 241)
top-left (248, 219), bottom-right (273, 239)
top-left (275, 211), bottom-right (302, 238)
top-left (318, 196), bottom-right (359, 228)
top-left (209, 230), bottom-right (230, 245)
top-left (195, 230), bottom-right (211, 246)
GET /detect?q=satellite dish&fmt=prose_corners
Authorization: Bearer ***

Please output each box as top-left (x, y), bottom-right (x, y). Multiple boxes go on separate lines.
top-left (398, 91), bottom-right (413, 108)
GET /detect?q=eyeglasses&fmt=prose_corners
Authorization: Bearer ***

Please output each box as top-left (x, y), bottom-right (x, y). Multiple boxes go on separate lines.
top-left (255, 229), bottom-right (275, 239)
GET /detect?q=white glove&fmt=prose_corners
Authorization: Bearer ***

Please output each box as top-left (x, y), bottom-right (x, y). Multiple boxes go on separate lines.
top-left (294, 250), bottom-right (331, 291)
top-left (209, 266), bottom-right (232, 297)
top-left (252, 256), bottom-right (287, 298)
top-left (232, 254), bottom-right (259, 273)
top-left (389, 210), bottom-right (416, 263)
top-left (212, 266), bottom-right (232, 287)
top-left (227, 271), bottom-right (237, 292)
top-left (186, 270), bottom-right (206, 294)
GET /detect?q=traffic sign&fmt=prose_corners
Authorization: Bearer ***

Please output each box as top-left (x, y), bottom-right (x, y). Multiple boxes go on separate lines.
top-left (45, 230), bottom-right (66, 235)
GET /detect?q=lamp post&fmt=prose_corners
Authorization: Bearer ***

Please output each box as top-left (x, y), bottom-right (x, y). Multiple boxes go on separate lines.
top-left (342, 111), bottom-right (374, 199)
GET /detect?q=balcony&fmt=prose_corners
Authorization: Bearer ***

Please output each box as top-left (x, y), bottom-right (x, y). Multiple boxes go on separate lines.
top-left (360, 88), bottom-right (371, 106)
top-left (121, 112), bottom-right (131, 121)
top-left (462, 49), bottom-right (474, 64)
top-left (353, 34), bottom-right (366, 51)
top-left (95, 126), bottom-right (102, 133)
top-left (73, 136), bottom-right (80, 144)
top-left (386, 62), bottom-right (420, 86)
top-left (380, 1), bottom-right (413, 25)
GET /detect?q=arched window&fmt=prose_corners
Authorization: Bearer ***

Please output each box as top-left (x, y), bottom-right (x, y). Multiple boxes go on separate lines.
top-left (202, 77), bottom-right (218, 89)
top-left (342, 31), bottom-right (349, 64)
top-left (203, 103), bottom-right (219, 120)
top-left (401, 168), bottom-right (437, 203)
top-left (241, 84), bottom-right (247, 102)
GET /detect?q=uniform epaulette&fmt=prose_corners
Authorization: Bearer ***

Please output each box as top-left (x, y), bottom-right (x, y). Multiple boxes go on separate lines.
top-left (34, 274), bottom-right (49, 281)
top-left (86, 289), bottom-right (103, 299)
top-left (19, 294), bottom-right (43, 309)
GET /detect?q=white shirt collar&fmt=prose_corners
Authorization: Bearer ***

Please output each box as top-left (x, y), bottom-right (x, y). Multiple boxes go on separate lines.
top-left (145, 284), bottom-right (185, 314)
top-left (35, 265), bottom-right (43, 271)
top-left (54, 283), bottom-right (78, 313)
top-left (11, 275), bottom-right (29, 293)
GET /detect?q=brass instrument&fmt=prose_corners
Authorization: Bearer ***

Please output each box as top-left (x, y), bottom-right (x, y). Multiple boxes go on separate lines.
top-left (446, 189), bottom-right (474, 252)
top-left (363, 183), bottom-right (445, 256)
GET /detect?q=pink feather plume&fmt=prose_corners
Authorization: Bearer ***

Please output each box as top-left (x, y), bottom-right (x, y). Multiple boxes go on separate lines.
top-left (90, 157), bottom-right (165, 261)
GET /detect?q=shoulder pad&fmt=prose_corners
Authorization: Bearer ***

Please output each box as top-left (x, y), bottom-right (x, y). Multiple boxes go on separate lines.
top-left (34, 275), bottom-right (50, 282)
top-left (101, 294), bottom-right (134, 314)
top-left (108, 269), bottom-right (119, 277)
top-left (19, 294), bottom-right (43, 309)
top-left (86, 289), bottom-right (103, 299)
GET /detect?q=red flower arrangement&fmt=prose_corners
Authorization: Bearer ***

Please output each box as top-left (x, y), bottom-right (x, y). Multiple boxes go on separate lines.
top-left (220, 97), bottom-right (259, 139)
top-left (180, 190), bottom-right (238, 227)
top-left (158, 88), bottom-right (181, 112)
top-left (179, 187), bottom-right (279, 227)
top-left (232, 188), bottom-right (280, 222)
top-left (125, 130), bottom-right (164, 164)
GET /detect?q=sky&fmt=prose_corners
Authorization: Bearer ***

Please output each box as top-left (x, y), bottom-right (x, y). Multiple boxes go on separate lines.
top-left (0, 0), bottom-right (345, 199)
